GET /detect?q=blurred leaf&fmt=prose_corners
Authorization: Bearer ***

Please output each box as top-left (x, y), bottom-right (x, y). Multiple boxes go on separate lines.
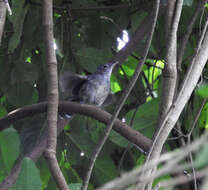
top-left (195, 143), bottom-right (208, 168)
top-left (0, 128), bottom-right (20, 172)
top-left (69, 183), bottom-right (82, 190)
top-left (94, 155), bottom-right (117, 184)
top-left (13, 157), bottom-right (42, 190)
top-left (196, 84), bottom-right (208, 98)
top-left (11, 63), bottom-right (38, 85)
top-left (121, 56), bottom-right (138, 77)
top-left (6, 82), bottom-right (38, 107)
top-left (110, 74), bottom-right (121, 93)
top-left (20, 115), bottom-right (45, 155)
top-left (0, 60), bottom-right (11, 92)
top-left (183, 0), bottom-right (193, 6)
top-left (199, 103), bottom-right (208, 129)
top-left (130, 11), bottom-right (148, 33)
top-left (69, 116), bottom-right (97, 157)
top-left (36, 158), bottom-right (50, 190)
top-left (0, 105), bottom-right (7, 117)
top-left (69, 115), bottom-right (117, 184)
top-left (8, 0), bottom-right (28, 52)
top-left (110, 99), bottom-right (159, 147)
top-left (110, 130), bottom-right (128, 148)
top-left (75, 47), bottom-right (110, 73)
top-left (126, 98), bottom-right (159, 131)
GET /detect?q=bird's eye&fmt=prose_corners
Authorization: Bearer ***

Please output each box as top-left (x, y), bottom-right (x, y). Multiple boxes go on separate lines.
top-left (103, 65), bottom-right (108, 68)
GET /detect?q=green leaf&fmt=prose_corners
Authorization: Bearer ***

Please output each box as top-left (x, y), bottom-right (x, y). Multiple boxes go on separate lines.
top-left (111, 74), bottom-right (121, 93)
top-left (11, 63), bottom-right (38, 85)
top-left (110, 99), bottom-right (159, 147)
top-left (75, 47), bottom-right (110, 73)
top-left (195, 143), bottom-right (208, 168)
top-left (6, 82), bottom-right (38, 107)
top-left (94, 155), bottom-right (117, 184)
top-left (69, 183), bottom-right (82, 190)
top-left (8, 0), bottom-right (29, 52)
top-left (127, 98), bottom-right (159, 130)
top-left (13, 157), bottom-right (42, 190)
top-left (0, 105), bottom-right (7, 117)
top-left (110, 131), bottom-right (128, 148)
top-left (69, 116), bottom-right (98, 157)
top-left (196, 84), bottom-right (208, 98)
top-left (199, 103), bottom-right (208, 129)
top-left (0, 128), bottom-right (20, 172)
top-left (183, 0), bottom-right (193, 6)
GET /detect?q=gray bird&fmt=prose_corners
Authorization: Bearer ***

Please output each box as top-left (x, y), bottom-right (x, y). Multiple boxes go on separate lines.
top-left (59, 61), bottom-right (119, 118)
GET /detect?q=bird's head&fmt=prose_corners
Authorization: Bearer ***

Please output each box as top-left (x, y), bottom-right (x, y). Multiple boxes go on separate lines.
top-left (96, 61), bottom-right (119, 78)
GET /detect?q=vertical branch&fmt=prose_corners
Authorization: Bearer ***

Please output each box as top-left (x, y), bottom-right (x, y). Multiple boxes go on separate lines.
top-left (140, 1), bottom-right (184, 190)
top-left (165, 0), bottom-right (176, 41)
top-left (155, 0), bottom-right (180, 135)
top-left (42, 1), bottom-right (69, 190)
top-left (0, 0), bottom-right (7, 46)
top-left (142, 6), bottom-right (208, 190)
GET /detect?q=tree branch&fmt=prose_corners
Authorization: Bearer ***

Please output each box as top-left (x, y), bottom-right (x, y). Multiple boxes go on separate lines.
top-left (140, 8), bottom-right (208, 190)
top-left (141, 0), bottom-right (183, 189)
top-left (177, 0), bottom-right (204, 71)
top-left (0, 101), bottom-right (152, 190)
top-left (43, 0), bottom-right (69, 189)
top-left (81, 1), bottom-right (161, 190)
top-left (0, 0), bottom-right (7, 46)
top-left (0, 101), bottom-right (152, 152)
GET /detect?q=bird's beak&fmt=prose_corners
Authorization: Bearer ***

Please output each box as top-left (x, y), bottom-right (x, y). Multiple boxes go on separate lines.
top-left (113, 61), bottom-right (119, 65)
top-left (112, 61), bottom-right (119, 68)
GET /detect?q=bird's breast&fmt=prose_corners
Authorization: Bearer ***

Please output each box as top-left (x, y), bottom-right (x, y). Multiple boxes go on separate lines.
top-left (79, 75), bottom-right (110, 106)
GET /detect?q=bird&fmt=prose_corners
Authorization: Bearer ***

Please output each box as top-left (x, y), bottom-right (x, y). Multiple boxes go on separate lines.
top-left (59, 61), bottom-right (119, 118)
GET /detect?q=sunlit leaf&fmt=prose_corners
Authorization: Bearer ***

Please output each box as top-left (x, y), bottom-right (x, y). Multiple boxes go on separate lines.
top-left (196, 84), bottom-right (208, 98)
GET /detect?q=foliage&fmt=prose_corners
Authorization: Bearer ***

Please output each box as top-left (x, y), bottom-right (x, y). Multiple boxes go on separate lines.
top-left (0, 0), bottom-right (208, 189)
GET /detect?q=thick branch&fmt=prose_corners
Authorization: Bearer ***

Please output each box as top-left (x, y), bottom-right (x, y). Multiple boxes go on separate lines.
top-left (156, 0), bottom-right (178, 135)
top-left (0, 101), bottom-right (152, 190)
top-left (143, 12), bottom-right (208, 190)
top-left (0, 101), bottom-right (152, 152)
top-left (143, 0), bottom-right (183, 189)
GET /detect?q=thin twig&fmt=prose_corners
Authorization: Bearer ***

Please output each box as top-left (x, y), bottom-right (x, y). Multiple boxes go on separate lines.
top-left (177, 0), bottom-right (204, 71)
top-left (81, 2), bottom-right (160, 189)
top-left (186, 98), bottom-right (207, 190)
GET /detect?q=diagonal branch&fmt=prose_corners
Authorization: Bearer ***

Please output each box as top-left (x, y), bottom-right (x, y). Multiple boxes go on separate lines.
top-left (141, 8), bottom-right (208, 190)
top-left (81, 1), bottom-right (161, 190)
top-left (0, 101), bottom-right (152, 153)
top-left (0, 102), bottom-right (152, 190)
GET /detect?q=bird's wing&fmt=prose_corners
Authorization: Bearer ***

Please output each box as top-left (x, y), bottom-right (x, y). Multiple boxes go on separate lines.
top-left (59, 72), bottom-right (88, 98)
top-left (101, 91), bottom-right (116, 107)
